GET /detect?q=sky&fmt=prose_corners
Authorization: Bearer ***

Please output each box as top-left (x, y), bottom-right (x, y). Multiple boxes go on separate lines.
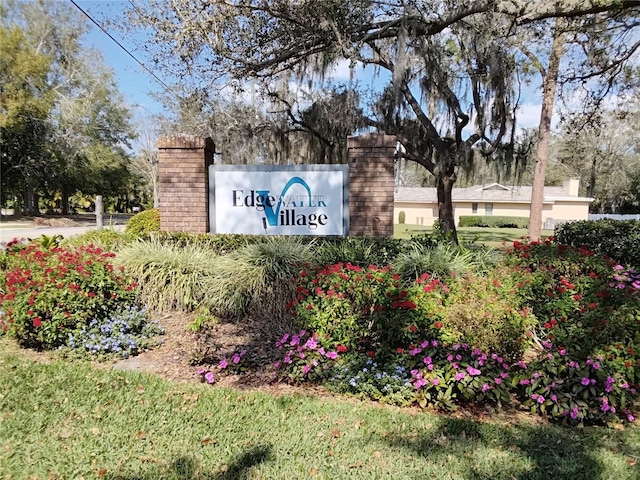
top-left (72, 0), bottom-right (549, 137)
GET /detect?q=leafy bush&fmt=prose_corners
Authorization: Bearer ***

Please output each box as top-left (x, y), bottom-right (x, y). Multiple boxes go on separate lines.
top-left (316, 236), bottom-right (404, 267)
top-left (554, 219), bottom-right (640, 268)
top-left (459, 216), bottom-right (528, 228)
top-left (0, 243), bottom-right (138, 350)
top-left (125, 208), bottom-right (160, 238)
top-left (442, 270), bottom-right (536, 361)
top-left (289, 263), bottom-right (447, 352)
top-left (393, 243), bottom-right (481, 283)
top-left (61, 228), bottom-right (130, 252)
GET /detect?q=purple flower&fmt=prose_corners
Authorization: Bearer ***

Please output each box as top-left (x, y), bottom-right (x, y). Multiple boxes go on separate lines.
top-left (431, 340), bottom-right (438, 347)
top-left (447, 354), bottom-right (454, 362)
top-left (494, 378), bottom-right (502, 385)
top-left (196, 367), bottom-right (206, 375)
top-left (423, 356), bottom-right (432, 365)
top-left (454, 372), bottom-right (467, 381)
top-left (304, 337), bottom-right (318, 350)
top-left (299, 352), bottom-right (306, 359)
top-left (421, 341), bottom-right (430, 348)
top-left (592, 362), bottom-right (600, 370)
top-left (232, 354), bottom-right (241, 364)
top-left (283, 355), bottom-right (292, 364)
top-left (541, 340), bottom-right (552, 349)
top-left (517, 361), bottom-right (528, 369)
top-left (414, 378), bottom-right (427, 389)
top-left (273, 361), bottom-right (281, 369)
top-left (219, 359), bottom-right (228, 369)
top-left (325, 351), bottom-right (338, 360)
top-left (551, 395), bottom-right (557, 402)
top-left (204, 371), bottom-right (215, 384)
top-left (290, 335), bottom-right (300, 346)
top-left (466, 366), bottom-right (481, 376)
top-left (558, 348), bottom-right (566, 356)
top-left (570, 407), bottom-right (579, 419)
top-left (409, 347), bottom-right (422, 356)
top-left (520, 379), bottom-right (530, 385)
top-left (302, 364), bottom-right (311, 375)
top-left (482, 383), bottom-right (491, 392)
top-left (427, 364), bottom-right (434, 371)
top-left (537, 395), bottom-right (545, 404)
top-left (455, 354), bottom-right (462, 361)
top-left (318, 347), bottom-right (326, 356)
top-left (432, 378), bottom-right (439, 386)
top-left (581, 377), bottom-right (591, 386)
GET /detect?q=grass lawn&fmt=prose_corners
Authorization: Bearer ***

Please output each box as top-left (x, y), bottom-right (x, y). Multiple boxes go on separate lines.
top-left (394, 224), bottom-right (554, 247)
top-left (1, 341), bottom-right (638, 479)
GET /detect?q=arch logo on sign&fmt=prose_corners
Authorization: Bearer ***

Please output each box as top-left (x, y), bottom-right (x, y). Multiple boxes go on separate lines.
top-left (209, 165), bottom-right (349, 235)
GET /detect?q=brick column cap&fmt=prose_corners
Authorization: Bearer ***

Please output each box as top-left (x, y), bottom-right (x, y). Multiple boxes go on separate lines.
top-left (157, 136), bottom-right (215, 151)
top-left (347, 133), bottom-right (397, 149)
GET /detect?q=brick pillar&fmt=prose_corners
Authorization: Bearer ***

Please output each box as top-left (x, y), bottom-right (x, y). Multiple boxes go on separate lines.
top-left (347, 134), bottom-right (396, 237)
top-left (157, 136), bottom-right (215, 233)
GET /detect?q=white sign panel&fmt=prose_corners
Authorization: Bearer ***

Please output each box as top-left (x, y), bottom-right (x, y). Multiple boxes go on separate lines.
top-left (209, 165), bottom-right (349, 235)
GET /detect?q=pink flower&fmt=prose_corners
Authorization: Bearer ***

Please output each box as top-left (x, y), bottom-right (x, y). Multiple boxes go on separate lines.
top-left (454, 372), bottom-right (466, 381)
top-left (325, 351), bottom-right (338, 360)
top-left (204, 371), bottom-right (215, 384)
top-left (302, 364), bottom-right (311, 375)
top-left (219, 359), bottom-right (228, 369)
top-left (466, 366), bottom-right (481, 376)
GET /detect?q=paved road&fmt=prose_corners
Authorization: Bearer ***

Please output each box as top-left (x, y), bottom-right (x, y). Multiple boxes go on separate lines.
top-left (0, 224), bottom-right (126, 243)
top-left (0, 214), bottom-right (130, 243)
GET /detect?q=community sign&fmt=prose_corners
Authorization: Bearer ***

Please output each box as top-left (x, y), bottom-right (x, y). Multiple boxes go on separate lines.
top-left (209, 164), bottom-right (349, 235)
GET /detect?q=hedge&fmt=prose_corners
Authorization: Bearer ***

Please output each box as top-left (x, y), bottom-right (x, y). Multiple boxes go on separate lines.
top-left (554, 219), bottom-right (640, 268)
top-left (459, 215), bottom-right (529, 228)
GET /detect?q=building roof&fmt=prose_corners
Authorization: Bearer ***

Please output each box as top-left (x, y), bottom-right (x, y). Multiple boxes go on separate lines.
top-left (395, 183), bottom-right (593, 204)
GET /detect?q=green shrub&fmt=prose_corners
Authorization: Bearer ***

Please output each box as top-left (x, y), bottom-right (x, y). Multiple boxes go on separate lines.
top-left (125, 208), bottom-right (160, 238)
top-left (0, 243), bottom-right (138, 349)
top-left (152, 232), bottom-right (258, 254)
top-left (554, 219), bottom-right (640, 268)
top-left (114, 239), bottom-right (220, 312)
top-left (317, 236), bottom-right (404, 267)
top-left (459, 216), bottom-right (528, 228)
top-left (442, 270), bottom-right (536, 361)
top-left (209, 236), bottom-right (316, 321)
top-left (61, 228), bottom-right (129, 252)
top-left (393, 243), bottom-right (478, 283)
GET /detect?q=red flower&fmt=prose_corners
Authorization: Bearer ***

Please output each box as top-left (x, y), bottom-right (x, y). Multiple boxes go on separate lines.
top-left (408, 325), bottom-right (417, 333)
top-left (337, 345), bottom-right (348, 353)
top-left (366, 351), bottom-right (375, 358)
top-left (32, 317), bottom-right (42, 328)
top-left (87, 292), bottom-right (96, 298)
top-left (396, 347), bottom-right (404, 354)
top-left (434, 322), bottom-right (444, 329)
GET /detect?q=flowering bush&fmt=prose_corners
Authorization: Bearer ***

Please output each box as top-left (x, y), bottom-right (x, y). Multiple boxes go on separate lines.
top-left (288, 263), bottom-right (447, 352)
top-left (328, 356), bottom-right (415, 406)
top-left (398, 340), bottom-right (513, 410)
top-left (272, 330), bottom-right (343, 383)
top-left (504, 240), bottom-right (640, 358)
top-left (511, 342), bottom-right (638, 424)
top-left (217, 348), bottom-right (248, 374)
top-left (65, 306), bottom-right (164, 358)
top-left (0, 242), bottom-right (138, 349)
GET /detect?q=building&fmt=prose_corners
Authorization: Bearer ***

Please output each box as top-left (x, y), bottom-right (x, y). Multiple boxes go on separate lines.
top-left (394, 178), bottom-right (594, 229)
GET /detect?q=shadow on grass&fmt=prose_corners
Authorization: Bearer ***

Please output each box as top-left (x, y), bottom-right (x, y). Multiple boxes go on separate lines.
top-left (381, 417), bottom-right (632, 480)
top-left (108, 444), bottom-right (272, 480)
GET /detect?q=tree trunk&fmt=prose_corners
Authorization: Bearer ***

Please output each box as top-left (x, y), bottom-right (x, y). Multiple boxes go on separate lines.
top-left (61, 186), bottom-right (70, 215)
top-left (436, 162), bottom-right (459, 245)
top-left (527, 18), bottom-right (565, 241)
top-left (22, 185), bottom-right (40, 216)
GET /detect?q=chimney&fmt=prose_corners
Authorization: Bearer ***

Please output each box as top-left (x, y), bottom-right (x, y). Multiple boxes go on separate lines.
top-left (563, 177), bottom-right (580, 196)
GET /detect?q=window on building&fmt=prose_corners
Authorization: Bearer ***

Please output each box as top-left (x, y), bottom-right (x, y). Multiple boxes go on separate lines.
top-left (472, 202), bottom-right (478, 214)
top-left (485, 203), bottom-right (494, 215)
